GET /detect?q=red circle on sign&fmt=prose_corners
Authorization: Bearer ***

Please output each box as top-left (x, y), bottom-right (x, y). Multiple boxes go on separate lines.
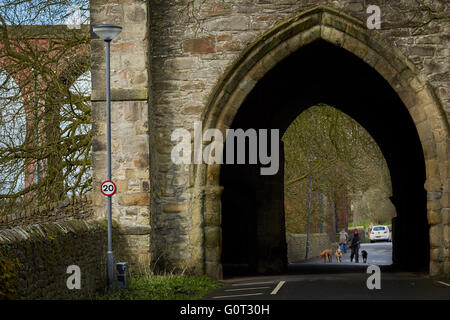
top-left (101, 180), bottom-right (117, 196)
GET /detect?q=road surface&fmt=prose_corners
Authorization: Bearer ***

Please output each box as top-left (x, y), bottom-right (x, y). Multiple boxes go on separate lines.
top-left (304, 242), bottom-right (393, 265)
top-left (204, 243), bottom-right (450, 300)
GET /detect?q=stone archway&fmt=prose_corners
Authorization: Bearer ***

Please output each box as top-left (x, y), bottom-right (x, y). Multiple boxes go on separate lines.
top-left (195, 6), bottom-right (449, 279)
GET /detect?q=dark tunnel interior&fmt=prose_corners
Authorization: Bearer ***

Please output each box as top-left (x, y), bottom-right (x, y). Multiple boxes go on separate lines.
top-left (220, 40), bottom-right (429, 276)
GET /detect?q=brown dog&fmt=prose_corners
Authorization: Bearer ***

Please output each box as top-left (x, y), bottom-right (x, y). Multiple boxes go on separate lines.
top-left (319, 249), bottom-right (333, 263)
top-left (335, 248), bottom-right (342, 263)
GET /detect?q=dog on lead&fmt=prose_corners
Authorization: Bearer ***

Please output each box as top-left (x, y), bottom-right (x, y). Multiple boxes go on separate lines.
top-left (361, 250), bottom-right (368, 263)
top-left (335, 248), bottom-right (343, 263)
top-left (319, 249), bottom-right (333, 263)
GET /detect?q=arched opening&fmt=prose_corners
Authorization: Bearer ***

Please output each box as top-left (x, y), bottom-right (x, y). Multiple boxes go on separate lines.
top-left (219, 39), bottom-right (428, 276)
top-left (282, 105), bottom-right (395, 263)
top-left (198, 7), bottom-right (448, 279)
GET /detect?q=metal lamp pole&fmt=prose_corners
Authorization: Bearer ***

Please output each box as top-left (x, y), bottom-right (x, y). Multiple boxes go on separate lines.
top-left (93, 24), bottom-right (122, 292)
top-left (305, 156), bottom-right (316, 260)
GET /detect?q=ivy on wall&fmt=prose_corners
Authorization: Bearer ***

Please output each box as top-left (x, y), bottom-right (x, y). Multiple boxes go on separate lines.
top-left (0, 245), bottom-right (21, 300)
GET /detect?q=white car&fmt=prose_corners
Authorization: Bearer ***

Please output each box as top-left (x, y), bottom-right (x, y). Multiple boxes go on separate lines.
top-left (369, 225), bottom-right (391, 242)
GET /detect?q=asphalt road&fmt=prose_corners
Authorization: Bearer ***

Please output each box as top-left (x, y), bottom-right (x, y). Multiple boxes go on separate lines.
top-left (204, 243), bottom-right (450, 300)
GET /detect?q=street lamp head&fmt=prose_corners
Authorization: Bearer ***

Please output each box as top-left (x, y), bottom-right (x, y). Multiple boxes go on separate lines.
top-left (308, 156), bottom-right (317, 162)
top-left (93, 24), bottom-right (122, 41)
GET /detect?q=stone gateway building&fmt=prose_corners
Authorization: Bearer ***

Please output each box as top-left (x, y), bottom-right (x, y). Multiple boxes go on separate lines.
top-left (90, 0), bottom-right (449, 279)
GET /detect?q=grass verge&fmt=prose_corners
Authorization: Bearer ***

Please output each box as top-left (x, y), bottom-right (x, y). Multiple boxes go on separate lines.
top-left (95, 274), bottom-right (223, 300)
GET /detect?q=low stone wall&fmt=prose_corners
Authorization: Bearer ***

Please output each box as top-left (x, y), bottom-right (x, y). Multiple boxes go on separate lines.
top-left (0, 191), bottom-right (151, 299)
top-left (286, 232), bottom-right (334, 263)
top-left (0, 195), bottom-right (94, 229)
top-left (0, 219), bottom-right (127, 300)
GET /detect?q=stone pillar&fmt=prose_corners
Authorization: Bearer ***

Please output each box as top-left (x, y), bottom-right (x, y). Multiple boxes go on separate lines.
top-left (90, 0), bottom-right (150, 271)
top-left (443, 206), bottom-right (450, 275)
top-left (204, 185), bottom-right (223, 280)
top-left (427, 188), bottom-right (443, 276)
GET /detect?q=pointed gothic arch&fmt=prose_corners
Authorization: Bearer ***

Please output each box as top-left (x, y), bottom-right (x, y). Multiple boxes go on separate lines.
top-left (194, 6), bottom-right (449, 279)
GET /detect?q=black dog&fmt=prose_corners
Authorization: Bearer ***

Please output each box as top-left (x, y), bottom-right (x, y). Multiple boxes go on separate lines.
top-left (361, 250), bottom-right (368, 263)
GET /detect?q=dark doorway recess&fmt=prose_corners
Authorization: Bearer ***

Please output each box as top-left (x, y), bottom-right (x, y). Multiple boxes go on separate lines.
top-left (220, 40), bottom-right (428, 277)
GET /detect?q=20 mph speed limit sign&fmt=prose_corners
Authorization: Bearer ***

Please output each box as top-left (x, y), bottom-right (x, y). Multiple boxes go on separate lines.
top-left (101, 180), bottom-right (117, 196)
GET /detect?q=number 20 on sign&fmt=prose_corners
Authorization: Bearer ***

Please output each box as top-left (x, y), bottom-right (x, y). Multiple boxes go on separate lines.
top-left (101, 180), bottom-right (117, 197)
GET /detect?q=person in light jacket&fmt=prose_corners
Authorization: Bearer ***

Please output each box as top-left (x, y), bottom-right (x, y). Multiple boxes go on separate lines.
top-left (339, 229), bottom-right (348, 253)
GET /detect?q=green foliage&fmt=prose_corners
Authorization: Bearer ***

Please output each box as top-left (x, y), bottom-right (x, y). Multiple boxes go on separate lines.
top-left (0, 245), bottom-right (21, 300)
top-left (359, 219), bottom-right (371, 229)
top-left (283, 104), bottom-right (391, 233)
top-left (95, 274), bottom-right (222, 300)
top-left (350, 220), bottom-right (391, 229)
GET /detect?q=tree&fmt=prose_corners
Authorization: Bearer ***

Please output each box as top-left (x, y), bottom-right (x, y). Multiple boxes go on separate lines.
top-left (0, 0), bottom-right (91, 214)
top-left (282, 104), bottom-right (393, 233)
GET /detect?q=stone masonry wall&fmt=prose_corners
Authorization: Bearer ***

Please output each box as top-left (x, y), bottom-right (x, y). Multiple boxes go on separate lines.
top-left (0, 195), bottom-right (93, 229)
top-left (0, 219), bottom-right (126, 299)
top-left (286, 232), bottom-right (334, 263)
top-left (146, 0), bottom-right (449, 274)
top-left (88, 0), bottom-right (449, 276)
top-left (90, 0), bottom-right (151, 270)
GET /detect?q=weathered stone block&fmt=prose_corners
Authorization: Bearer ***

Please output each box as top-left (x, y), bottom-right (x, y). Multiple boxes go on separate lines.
top-left (409, 46), bottom-right (436, 57)
top-left (206, 261), bottom-right (222, 280)
top-left (444, 226), bottom-right (450, 248)
top-left (91, 88), bottom-right (148, 101)
top-left (444, 262), bottom-right (450, 275)
top-left (121, 136), bottom-right (148, 153)
top-left (165, 57), bottom-right (199, 70)
top-left (118, 193), bottom-right (150, 206)
top-left (205, 226), bottom-right (221, 247)
top-left (205, 196), bottom-right (221, 213)
top-left (408, 105), bottom-right (427, 124)
top-left (163, 202), bottom-right (188, 213)
top-left (189, 227), bottom-right (203, 247)
top-left (430, 248), bottom-right (441, 261)
top-left (441, 191), bottom-right (450, 208)
top-left (205, 212), bottom-right (221, 226)
top-left (442, 208), bottom-right (450, 224)
top-left (205, 246), bottom-right (221, 263)
top-left (322, 26), bottom-right (345, 47)
top-left (342, 34), bottom-right (368, 59)
top-left (444, 248), bottom-right (450, 261)
top-left (123, 2), bottom-right (147, 24)
top-left (183, 37), bottom-right (215, 54)
top-left (427, 200), bottom-right (441, 211)
top-left (427, 210), bottom-right (441, 225)
top-left (182, 105), bottom-right (203, 115)
top-left (204, 16), bottom-right (250, 31)
top-left (429, 261), bottom-right (443, 276)
top-left (429, 225), bottom-right (443, 247)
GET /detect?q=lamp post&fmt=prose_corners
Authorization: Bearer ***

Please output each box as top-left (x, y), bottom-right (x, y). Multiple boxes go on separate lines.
top-left (92, 24), bottom-right (122, 292)
top-left (305, 155), bottom-right (316, 260)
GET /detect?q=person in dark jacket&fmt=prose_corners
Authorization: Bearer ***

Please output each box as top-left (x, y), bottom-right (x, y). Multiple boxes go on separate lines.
top-left (348, 230), bottom-right (361, 263)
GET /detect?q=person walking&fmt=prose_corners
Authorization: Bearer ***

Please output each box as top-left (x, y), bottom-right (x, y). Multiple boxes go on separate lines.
top-left (339, 229), bottom-right (348, 253)
top-left (348, 230), bottom-right (361, 263)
